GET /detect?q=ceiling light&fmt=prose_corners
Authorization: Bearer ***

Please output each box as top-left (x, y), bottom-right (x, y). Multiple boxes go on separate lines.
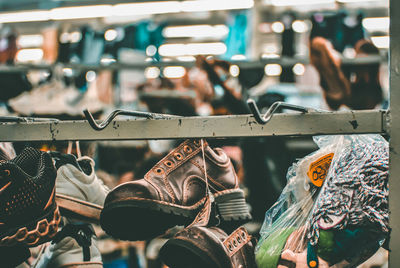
top-left (264, 64), bottom-right (282, 76)
top-left (145, 67), bottom-right (160, 79)
top-left (86, 71), bottom-right (97, 82)
top-left (63, 68), bottom-right (74, 77)
top-left (163, 25), bottom-right (229, 39)
top-left (100, 58), bottom-right (116, 64)
top-left (16, 48), bottom-right (44, 62)
top-left (159, 42), bottom-right (226, 57)
top-left (17, 35), bottom-right (43, 48)
top-left (177, 56), bottom-right (196, 61)
top-left (181, 0), bottom-right (253, 12)
top-left (292, 63), bottom-right (305, 76)
top-left (362, 17), bottom-right (389, 32)
top-left (0, 10), bottom-right (50, 23)
top-left (371, 36), bottom-right (389, 49)
top-left (271, 22), bottom-right (284, 33)
top-left (105, 29), bottom-right (118, 41)
top-left (292, 20), bottom-right (308, 33)
top-left (70, 32), bottom-right (82, 43)
top-left (163, 66), bottom-right (186, 78)
top-left (146, 45), bottom-right (157, 57)
top-left (336, 0), bottom-right (380, 3)
top-left (261, 53), bottom-right (280, 59)
top-left (229, 65), bottom-right (240, 77)
top-left (231, 54), bottom-right (247, 61)
top-left (270, 0), bottom-right (334, 6)
top-left (0, 0), bottom-right (253, 24)
top-left (51, 5), bottom-right (112, 20)
top-left (112, 1), bottom-right (181, 16)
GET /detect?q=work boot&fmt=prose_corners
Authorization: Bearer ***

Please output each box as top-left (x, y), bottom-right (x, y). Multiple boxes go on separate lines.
top-left (160, 226), bottom-right (256, 268)
top-left (101, 139), bottom-right (251, 241)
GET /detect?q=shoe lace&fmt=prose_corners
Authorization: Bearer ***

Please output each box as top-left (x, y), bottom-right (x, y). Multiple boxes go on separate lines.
top-left (52, 221), bottom-right (95, 262)
top-left (200, 139), bottom-right (210, 198)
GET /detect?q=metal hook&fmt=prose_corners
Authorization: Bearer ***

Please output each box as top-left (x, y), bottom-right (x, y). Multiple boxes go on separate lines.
top-left (83, 109), bottom-right (175, 131)
top-left (247, 99), bottom-right (313, 125)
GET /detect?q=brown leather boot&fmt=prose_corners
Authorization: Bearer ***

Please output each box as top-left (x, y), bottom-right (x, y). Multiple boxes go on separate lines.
top-left (100, 139), bottom-right (251, 241)
top-left (160, 226), bottom-right (256, 268)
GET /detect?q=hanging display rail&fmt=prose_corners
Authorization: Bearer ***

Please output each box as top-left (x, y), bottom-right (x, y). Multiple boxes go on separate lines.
top-left (0, 55), bottom-right (385, 72)
top-left (0, 109), bottom-right (386, 142)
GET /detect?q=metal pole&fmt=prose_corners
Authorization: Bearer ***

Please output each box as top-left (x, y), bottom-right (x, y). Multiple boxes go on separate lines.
top-left (389, 0), bottom-right (400, 266)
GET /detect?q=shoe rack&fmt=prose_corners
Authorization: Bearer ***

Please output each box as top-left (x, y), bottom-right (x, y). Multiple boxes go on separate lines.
top-left (0, 4), bottom-right (397, 268)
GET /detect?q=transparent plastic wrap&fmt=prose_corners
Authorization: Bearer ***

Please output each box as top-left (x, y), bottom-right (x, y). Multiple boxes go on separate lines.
top-left (256, 135), bottom-right (389, 268)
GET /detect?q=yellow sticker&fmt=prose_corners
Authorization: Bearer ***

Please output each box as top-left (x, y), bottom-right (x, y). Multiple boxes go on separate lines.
top-left (307, 153), bottom-right (334, 187)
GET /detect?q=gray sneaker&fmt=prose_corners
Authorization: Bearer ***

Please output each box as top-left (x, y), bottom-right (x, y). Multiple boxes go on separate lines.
top-left (50, 152), bottom-right (109, 223)
top-left (33, 217), bottom-right (103, 268)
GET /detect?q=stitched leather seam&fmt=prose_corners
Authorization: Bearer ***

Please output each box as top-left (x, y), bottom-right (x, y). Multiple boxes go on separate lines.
top-left (146, 178), bottom-right (164, 201)
top-left (204, 152), bottom-right (231, 168)
top-left (173, 236), bottom-right (221, 265)
top-left (213, 188), bottom-right (242, 197)
top-left (166, 146), bottom-right (201, 175)
top-left (108, 196), bottom-right (207, 209)
top-left (182, 178), bottom-right (200, 205)
top-left (204, 229), bottom-right (232, 267)
top-left (163, 173), bottom-right (176, 203)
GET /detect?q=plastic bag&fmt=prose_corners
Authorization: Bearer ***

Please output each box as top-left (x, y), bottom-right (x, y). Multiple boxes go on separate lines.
top-left (256, 134), bottom-right (389, 268)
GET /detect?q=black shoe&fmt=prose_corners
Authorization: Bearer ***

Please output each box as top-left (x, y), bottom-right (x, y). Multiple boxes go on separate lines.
top-left (0, 244), bottom-right (31, 267)
top-left (0, 147), bottom-right (61, 247)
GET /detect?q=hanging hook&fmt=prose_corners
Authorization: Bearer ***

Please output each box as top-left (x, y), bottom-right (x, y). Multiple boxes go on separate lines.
top-left (83, 109), bottom-right (176, 131)
top-left (247, 99), bottom-right (313, 125)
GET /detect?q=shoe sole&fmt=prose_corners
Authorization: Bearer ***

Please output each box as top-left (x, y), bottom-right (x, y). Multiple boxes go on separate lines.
top-left (160, 238), bottom-right (220, 268)
top-left (100, 189), bottom-right (251, 241)
top-left (54, 262), bottom-right (103, 268)
top-left (0, 204), bottom-right (61, 247)
top-left (56, 194), bottom-right (103, 224)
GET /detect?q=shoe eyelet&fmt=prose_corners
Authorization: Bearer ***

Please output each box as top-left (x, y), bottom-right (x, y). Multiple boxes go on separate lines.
top-left (241, 231), bottom-right (247, 240)
top-left (228, 243), bottom-right (233, 251)
top-left (164, 160), bottom-right (174, 168)
top-left (155, 168), bottom-right (164, 174)
top-left (184, 145), bottom-right (192, 153)
top-left (233, 239), bottom-right (238, 247)
top-left (174, 153), bottom-right (183, 161)
top-left (237, 235), bottom-right (241, 243)
top-left (4, 170), bottom-right (10, 176)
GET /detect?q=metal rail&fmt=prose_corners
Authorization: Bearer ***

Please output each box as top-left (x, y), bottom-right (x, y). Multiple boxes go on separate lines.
top-left (0, 110), bottom-right (386, 142)
top-left (0, 55), bottom-right (386, 72)
top-left (389, 0), bottom-right (399, 266)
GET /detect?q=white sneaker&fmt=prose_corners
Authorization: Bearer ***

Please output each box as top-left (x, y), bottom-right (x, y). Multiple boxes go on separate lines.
top-left (33, 217), bottom-right (103, 268)
top-left (51, 153), bottom-right (109, 223)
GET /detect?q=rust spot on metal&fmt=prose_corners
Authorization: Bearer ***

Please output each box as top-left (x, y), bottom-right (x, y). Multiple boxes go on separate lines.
top-left (349, 120), bottom-right (358, 129)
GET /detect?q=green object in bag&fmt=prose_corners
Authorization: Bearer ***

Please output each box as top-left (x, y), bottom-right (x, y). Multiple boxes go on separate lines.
top-left (256, 227), bottom-right (296, 268)
top-left (317, 230), bottom-right (336, 262)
